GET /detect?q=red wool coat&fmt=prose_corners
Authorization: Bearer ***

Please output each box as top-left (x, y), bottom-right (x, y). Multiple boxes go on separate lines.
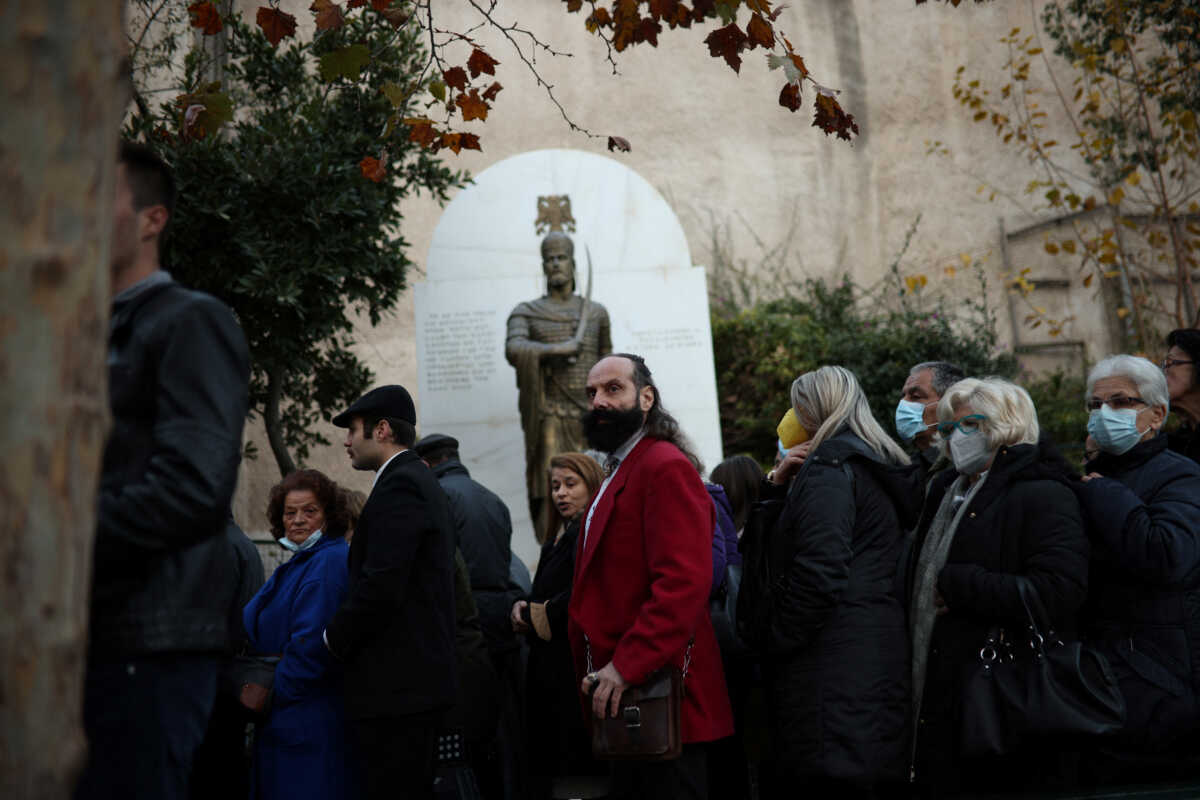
top-left (568, 436), bottom-right (735, 744)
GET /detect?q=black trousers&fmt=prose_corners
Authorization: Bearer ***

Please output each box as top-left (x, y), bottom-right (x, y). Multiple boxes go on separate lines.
top-left (353, 711), bottom-right (440, 800)
top-left (608, 743), bottom-right (709, 800)
top-left (75, 653), bottom-right (220, 800)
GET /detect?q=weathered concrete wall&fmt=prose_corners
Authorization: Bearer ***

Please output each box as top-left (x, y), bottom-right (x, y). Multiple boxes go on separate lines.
top-left (230, 0), bottom-right (1114, 540)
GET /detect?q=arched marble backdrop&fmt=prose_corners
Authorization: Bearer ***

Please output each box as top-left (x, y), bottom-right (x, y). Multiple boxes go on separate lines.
top-left (415, 148), bottom-right (723, 567)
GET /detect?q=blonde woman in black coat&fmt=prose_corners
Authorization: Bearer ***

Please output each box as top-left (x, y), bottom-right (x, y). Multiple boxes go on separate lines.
top-left (763, 366), bottom-right (918, 798)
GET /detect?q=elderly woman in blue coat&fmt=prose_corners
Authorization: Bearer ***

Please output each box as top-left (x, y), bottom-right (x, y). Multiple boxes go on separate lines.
top-left (1076, 355), bottom-right (1200, 785)
top-left (242, 469), bottom-right (356, 800)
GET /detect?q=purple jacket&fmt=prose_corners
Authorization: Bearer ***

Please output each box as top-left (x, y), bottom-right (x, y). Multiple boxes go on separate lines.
top-left (706, 482), bottom-right (741, 597)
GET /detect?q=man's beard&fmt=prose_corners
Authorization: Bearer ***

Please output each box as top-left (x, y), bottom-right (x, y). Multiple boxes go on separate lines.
top-left (582, 405), bottom-right (645, 453)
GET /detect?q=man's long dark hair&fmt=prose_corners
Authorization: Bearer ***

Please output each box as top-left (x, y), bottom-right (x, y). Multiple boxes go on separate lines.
top-left (610, 352), bottom-right (705, 474)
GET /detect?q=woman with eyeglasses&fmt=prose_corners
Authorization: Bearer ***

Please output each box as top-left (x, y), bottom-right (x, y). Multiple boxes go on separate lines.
top-left (906, 377), bottom-right (1088, 797)
top-left (1163, 328), bottom-right (1200, 464)
top-left (1074, 354), bottom-right (1200, 785)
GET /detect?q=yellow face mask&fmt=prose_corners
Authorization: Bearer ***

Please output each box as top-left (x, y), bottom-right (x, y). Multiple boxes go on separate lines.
top-left (777, 408), bottom-right (809, 449)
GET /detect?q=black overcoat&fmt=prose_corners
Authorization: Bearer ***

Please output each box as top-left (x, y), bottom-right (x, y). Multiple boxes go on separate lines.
top-left (1077, 434), bottom-right (1200, 763)
top-left (325, 450), bottom-right (458, 720)
top-left (764, 431), bottom-right (920, 784)
top-left (907, 441), bottom-right (1089, 795)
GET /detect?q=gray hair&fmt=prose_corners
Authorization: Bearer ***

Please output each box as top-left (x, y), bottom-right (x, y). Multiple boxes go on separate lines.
top-left (1087, 355), bottom-right (1169, 410)
top-left (910, 361), bottom-right (966, 397)
top-left (938, 377), bottom-right (1039, 452)
top-left (791, 366), bottom-right (910, 466)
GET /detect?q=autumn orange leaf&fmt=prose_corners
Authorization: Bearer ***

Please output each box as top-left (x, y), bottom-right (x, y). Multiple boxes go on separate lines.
top-left (370, 0), bottom-right (391, 10)
top-left (813, 92), bottom-right (859, 141)
top-left (443, 67), bottom-right (469, 92)
top-left (348, 0), bottom-right (365, 7)
top-left (359, 156), bottom-right (386, 182)
top-left (746, 13), bottom-right (775, 50)
top-left (789, 53), bottom-right (809, 79)
top-left (188, 1), bottom-right (223, 35)
top-left (456, 90), bottom-right (489, 122)
top-left (607, 135), bottom-right (632, 153)
top-left (648, 0), bottom-right (678, 19)
top-left (404, 118), bottom-right (438, 148)
top-left (440, 131), bottom-right (482, 154)
top-left (467, 48), bottom-right (499, 78)
top-left (481, 81), bottom-right (503, 102)
top-left (745, 0), bottom-right (774, 13)
top-left (378, 4), bottom-right (409, 27)
top-left (779, 82), bottom-right (801, 112)
top-left (704, 23), bottom-right (749, 73)
top-left (256, 7), bottom-right (297, 46)
top-left (565, 0), bottom-right (583, 11)
top-left (311, 0), bottom-right (345, 32)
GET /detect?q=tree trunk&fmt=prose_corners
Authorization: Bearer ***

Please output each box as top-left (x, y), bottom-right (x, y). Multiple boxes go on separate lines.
top-left (0, 2), bottom-right (124, 796)
top-left (264, 366), bottom-right (297, 477)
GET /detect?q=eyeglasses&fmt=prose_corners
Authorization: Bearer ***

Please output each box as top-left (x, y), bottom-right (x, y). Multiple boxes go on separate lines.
top-left (1086, 396), bottom-right (1146, 412)
top-left (1162, 358), bottom-right (1195, 370)
top-left (936, 414), bottom-right (988, 437)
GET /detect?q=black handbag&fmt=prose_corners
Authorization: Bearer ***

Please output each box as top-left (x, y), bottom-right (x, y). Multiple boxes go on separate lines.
top-left (960, 578), bottom-right (1125, 757)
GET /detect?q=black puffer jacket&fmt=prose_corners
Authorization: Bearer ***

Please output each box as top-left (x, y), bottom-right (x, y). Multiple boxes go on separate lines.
top-left (432, 459), bottom-right (519, 656)
top-left (1077, 434), bottom-right (1200, 758)
top-left (91, 278), bottom-right (250, 658)
top-left (909, 441), bottom-right (1088, 794)
top-left (764, 430), bottom-right (920, 783)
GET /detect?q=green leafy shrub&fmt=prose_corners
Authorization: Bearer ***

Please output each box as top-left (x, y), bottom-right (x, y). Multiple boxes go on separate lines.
top-left (712, 276), bottom-right (1018, 460)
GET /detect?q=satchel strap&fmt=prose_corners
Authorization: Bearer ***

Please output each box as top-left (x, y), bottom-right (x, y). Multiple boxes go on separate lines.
top-left (585, 634), bottom-right (695, 682)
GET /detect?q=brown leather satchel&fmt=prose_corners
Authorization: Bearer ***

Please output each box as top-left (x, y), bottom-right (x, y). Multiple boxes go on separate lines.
top-left (586, 637), bottom-right (689, 761)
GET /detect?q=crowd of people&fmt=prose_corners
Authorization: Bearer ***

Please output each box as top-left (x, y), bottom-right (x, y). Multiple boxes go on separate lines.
top-left (77, 139), bottom-right (1200, 800)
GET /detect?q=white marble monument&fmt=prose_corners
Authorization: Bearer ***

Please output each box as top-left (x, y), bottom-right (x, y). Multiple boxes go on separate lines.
top-left (415, 148), bottom-right (723, 567)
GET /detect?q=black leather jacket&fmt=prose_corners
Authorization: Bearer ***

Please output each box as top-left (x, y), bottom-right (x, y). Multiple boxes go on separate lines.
top-left (90, 276), bottom-right (250, 659)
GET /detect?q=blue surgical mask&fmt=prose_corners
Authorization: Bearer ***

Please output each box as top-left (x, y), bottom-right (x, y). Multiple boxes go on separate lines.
top-left (1088, 406), bottom-right (1146, 455)
top-left (278, 529), bottom-right (324, 553)
top-left (895, 399), bottom-right (934, 442)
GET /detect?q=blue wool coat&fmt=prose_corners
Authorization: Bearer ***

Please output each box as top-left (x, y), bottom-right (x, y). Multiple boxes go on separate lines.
top-left (243, 535), bottom-right (355, 800)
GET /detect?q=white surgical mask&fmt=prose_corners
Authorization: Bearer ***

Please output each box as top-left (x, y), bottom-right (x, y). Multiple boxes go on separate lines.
top-left (949, 430), bottom-right (994, 476)
top-left (278, 529), bottom-right (323, 553)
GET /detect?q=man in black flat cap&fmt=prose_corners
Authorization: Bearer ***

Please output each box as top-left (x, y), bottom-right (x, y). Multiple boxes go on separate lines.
top-left (324, 385), bottom-right (458, 800)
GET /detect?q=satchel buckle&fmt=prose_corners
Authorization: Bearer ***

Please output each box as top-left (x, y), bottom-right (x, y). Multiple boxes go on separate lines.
top-left (622, 705), bottom-right (641, 729)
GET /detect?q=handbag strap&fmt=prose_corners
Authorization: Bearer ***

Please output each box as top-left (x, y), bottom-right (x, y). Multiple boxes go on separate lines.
top-left (585, 634), bottom-right (695, 680)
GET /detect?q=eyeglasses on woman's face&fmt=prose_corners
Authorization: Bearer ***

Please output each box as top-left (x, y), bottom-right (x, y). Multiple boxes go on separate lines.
top-left (1162, 358), bottom-right (1195, 371)
top-left (1086, 395), bottom-right (1146, 412)
top-left (936, 414), bottom-right (988, 437)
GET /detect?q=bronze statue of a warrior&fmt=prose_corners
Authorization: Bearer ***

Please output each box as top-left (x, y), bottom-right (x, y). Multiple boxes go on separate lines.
top-left (506, 231), bottom-right (610, 539)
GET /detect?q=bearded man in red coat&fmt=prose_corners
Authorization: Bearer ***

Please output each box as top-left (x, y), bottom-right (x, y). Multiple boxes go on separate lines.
top-left (570, 353), bottom-right (734, 799)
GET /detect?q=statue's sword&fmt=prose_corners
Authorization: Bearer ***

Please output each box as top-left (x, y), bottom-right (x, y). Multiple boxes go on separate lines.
top-left (571, 245), bottom-right (595, 343)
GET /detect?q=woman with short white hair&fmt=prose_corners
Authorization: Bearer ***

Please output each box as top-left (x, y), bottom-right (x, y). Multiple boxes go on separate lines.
top-left (907, 377), bottom-right (1088, 796)
top-left (760, 365), bottom-right (917, 795)
top-left (1076, 354), bottom-right (1200, 785)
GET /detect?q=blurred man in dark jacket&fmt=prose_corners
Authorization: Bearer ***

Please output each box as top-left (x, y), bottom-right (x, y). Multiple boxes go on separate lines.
top-left (78, 141), bottom-right (251, 800)
top-left (415, 433), bottom-right (517, 656)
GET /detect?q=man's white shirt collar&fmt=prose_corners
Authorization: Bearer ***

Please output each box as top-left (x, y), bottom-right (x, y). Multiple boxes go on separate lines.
top-left (372, 449), bottom-right (406, 489)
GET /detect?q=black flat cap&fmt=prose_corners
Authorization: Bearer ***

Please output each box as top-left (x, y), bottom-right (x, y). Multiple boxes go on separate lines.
top-left (414, 433), bottom-right (460, 457)
top-left (332, 385), bottom-right (416, 428)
